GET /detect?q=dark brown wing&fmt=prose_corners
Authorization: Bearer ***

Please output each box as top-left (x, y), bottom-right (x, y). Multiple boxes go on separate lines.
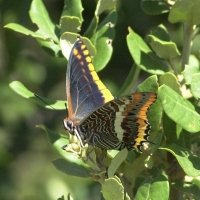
top-left (66, 40), bottom-right (114, 121)
top-left (79, 92), bottom-right (157, 151)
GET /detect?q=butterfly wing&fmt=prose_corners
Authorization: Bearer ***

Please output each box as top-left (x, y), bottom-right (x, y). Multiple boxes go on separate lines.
top-left (67, 40), bottom-right (114, 121)
top-left (79, 92), bottom-right (157, 151)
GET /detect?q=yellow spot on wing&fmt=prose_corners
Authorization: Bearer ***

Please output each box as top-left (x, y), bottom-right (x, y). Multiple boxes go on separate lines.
top-left (88, 63), bottom-right (95, 71)
top-left (81, 44), bottom-right (86, 50)
top-left (77, 54), bottom-right (82, 60)
top-left (83, 50), bottom-right (89, 55)
top-left (73, 48), bottom-right (78, 55)
top-left (86, 56), bottom-right (92, 63)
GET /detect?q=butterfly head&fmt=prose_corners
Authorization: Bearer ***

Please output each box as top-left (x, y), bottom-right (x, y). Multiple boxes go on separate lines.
top-left (63, 119), bottom-right (75, 135)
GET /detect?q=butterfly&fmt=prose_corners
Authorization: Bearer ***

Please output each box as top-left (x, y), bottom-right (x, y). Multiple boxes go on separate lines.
top-left (63, 40), bottom-right (157, 152)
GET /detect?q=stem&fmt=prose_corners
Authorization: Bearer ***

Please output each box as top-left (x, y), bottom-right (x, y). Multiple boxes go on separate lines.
top-left (181, 24), bottom-right (195, 71)
top-left (119, 174), bottom-right (134, 200)
top-left (169, 58), bottom-right (178, 76)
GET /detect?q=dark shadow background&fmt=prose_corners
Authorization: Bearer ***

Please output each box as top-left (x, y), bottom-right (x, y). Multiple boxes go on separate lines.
top-left (1, 0), bottom-right (191, 199)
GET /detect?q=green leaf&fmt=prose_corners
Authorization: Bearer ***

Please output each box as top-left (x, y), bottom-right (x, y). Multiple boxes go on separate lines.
top-left (107, 148), bottom-right (128, 178)
top-left (95, 0), bottom-right (117, 16)
top-left (191, 73), bottom-right (200, 99)
top-left (150, 24), bottom-right (170, 42)
top-left (141, 0), bottom-right (170, 15)
top-left (183, 64), bottom-right (199, 85)
top-left (37, 39), bottom-right (62, 57)
top-left (67, 193), bottom-right (74, 200)
top-left (61, 0), bottom-right (83, 23)
top-left (57, 195), bottom-right (65, 200)
top-left (191, 132), bottom-right (200, 144)
top-left (4, 23), bottom-right (48, 40)
top-left (163, 113), bottom-right (191, 149)
top-left (135, 175), bottom-right (169, 200)
top-left (168, 0), bottom-right (200, 25)
top-left (149, 130), bottom-right (163, 154)
top-left (137, 75), bottom-right (159, 93)
top-left (158, 85), bottom-right (200, 133)
top-left (52, 158), bottom-right (90, 178)
top-left (127, 27), bottom-right (169, 75)
top-left (102, 176), bottom-right (124, 200)
top-left (147, 35), bottom-right (180, 60)
top-left (37, 125), bottom-right (89, 167)
top-left (172, 180), bottom-right (200, 199)
top-left (107, 150), bottom-right (119, 159)
top-left (189, 54), bottom-right (200, 68)
top-left (84, 0), bottom-right (117, 38)
top-left (60, 16), bottom-right (81, 35)
top-left (60, 33), bottom-right (96, 60)
top-left (124, 153), bottom-right (147, 187)
top-left (9, 81), bottom-right (66, 110)
top-left (159, 72), bottom-right (181, 95)
top-left (160, 144), bottom-right (200, 177)
top-left (83, 16), bottom-right (98, 38)
top-left (29, 0), bottom-right (59, 43)
top-left (91, 10), bottom-right (117, 72)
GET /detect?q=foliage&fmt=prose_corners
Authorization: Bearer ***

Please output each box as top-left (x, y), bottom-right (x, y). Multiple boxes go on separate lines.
top-left (4, 0), bottom-right (200, 199)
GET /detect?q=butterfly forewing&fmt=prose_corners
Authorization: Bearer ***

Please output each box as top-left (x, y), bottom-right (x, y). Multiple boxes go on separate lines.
top-left (79, 92), bottom-right (157, 151)
top-left (66, 40), bottom-right (114, 120)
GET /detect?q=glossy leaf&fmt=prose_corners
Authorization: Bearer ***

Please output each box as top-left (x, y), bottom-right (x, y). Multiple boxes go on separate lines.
top-left (124, 153), bottom-right (147, 187)
top-left (61, 0), bottom-right (83, 23)
top-left (37, 125), bottom-right (89, 167)
top-left (84, 0), bottom-right (117, 38)
top-left (9, 81), bottom-right (66, 110)
top-left (4, 23), bottom-right (48, 40)
top-left (182, 65), bottom-right (199, 85)
top-left (91, 10), bottom-right (116, 72)
top-left (172, 180), bottom-right (200, 199)
top-left (96, 0), bottom-right (117, 16)
top-left (163, 113), bottom-right (191, 149)
top-left (159, 72), bottom-right (181, 95)
top-left (150, 24), bottom-right (170, 41)
top-left (127, 27), bottom-right (169, 75)
top-left (29, 0), bottom-right (59, 43)
top-left (60, 33), bottom-right (96, 60)
top-left (191, 132), bottom-right (200, 144)
top-left (168, 0), bottom-right (200, 25)
top-left (160, 144), bottom-right (200, 177)
top-left (52, 158), bottom-right (90, 178)
top-left (137, 75), bottom-right (159, 93)
top-left (107, 148), bottom-right (128, 178)
top-left (37, 39), bottom-right (62, 57)
top-left (191, 73), bottom-right (200, 99)
top-left (102, 176), bottom-right (124, 200)
top-left (60, 16), bottom-right (81, 35)
top-left (147, 35), bottom-right (180, 60)
top-left (135, 175), bottom-right (169, 200)
top-left (158, 85), bottom-right (200, 133)
top-left (141, 0), bottom-right (170, 15)
top-left (57, 195), bottom-right (66, 200)
top-left (67, 193), bottom-right (74, 200)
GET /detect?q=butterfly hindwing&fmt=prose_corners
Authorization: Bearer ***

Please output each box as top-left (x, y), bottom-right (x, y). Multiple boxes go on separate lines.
top-left (79, 92), bottom-right (157, 151)
top-left (66, 40), bottom-right (114, 120)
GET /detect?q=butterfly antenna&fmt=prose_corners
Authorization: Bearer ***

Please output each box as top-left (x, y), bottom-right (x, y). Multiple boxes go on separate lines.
top-left (34, 94), bottom-right (67, 119)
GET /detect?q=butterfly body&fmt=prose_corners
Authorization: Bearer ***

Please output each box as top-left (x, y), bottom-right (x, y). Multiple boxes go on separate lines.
top-left (63, 40), bottom-right (157, 151)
